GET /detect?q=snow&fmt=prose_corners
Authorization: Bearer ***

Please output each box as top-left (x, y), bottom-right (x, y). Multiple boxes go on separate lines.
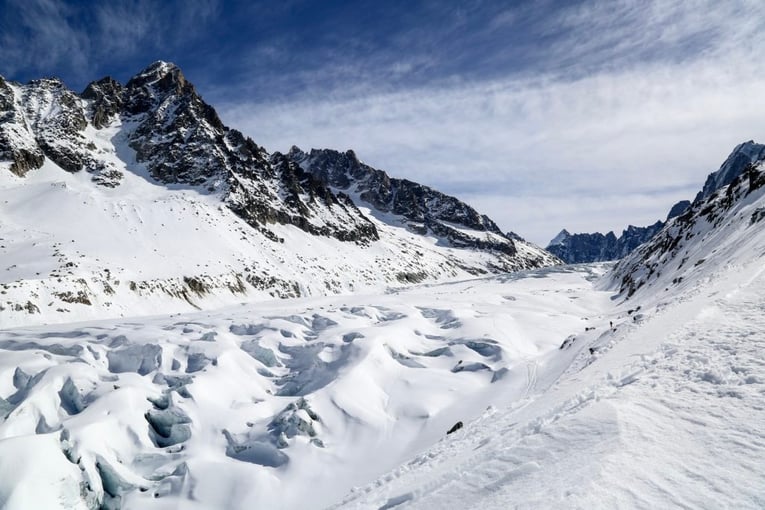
top-left (1, 200), bottom-right (765, 508)
top-left (0, 264), bottom-right (616, 509)
top-left (0, 118), bottom-right (551, 328)
top-left (548, 228), bottom-right (570, 246)
top-left (335, 254), bottom-right (765, 510)
top-left (2, 71), bottom-right (765, 509)
top-left (3, 224), bottom-right (764, 510)
top-left (1, 240), bottom-right (763, 510)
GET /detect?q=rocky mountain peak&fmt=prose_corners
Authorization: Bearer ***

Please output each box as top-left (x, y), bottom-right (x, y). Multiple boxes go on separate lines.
top-left (81, 76), bottom-right (124, 129)
top-left (26, 77), bottom-right (67, 90)
top-left (696, 140), bottom-right (765, 202)
top-left (666, 200), bottom-right (691, 220)
top-left (123, 61), bottom-right (204, 118)
top-left (126, 61), bottom-right (186, 91)
top-left (549, 229), bottom-right (571, 246)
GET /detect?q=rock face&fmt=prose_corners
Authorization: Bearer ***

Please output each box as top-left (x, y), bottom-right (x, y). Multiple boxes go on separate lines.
top-left (546, 222), bottom-right (663, 264)
top-left (695, 140), bottom-right (765, 202)
top-left (666, 200), bottom-right (691, 221)
top-left (77, 62), bottom-right (380, 241)
top-left (0, 76), bottom-right (45, 176)
top-left (285, 147), bottom-right (533, 258)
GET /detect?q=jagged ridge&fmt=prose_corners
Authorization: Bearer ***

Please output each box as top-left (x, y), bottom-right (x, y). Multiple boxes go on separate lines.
top-left (285, 147), bottom-right (530, 258)
top-left (548, 141), bottom-right (765, 264)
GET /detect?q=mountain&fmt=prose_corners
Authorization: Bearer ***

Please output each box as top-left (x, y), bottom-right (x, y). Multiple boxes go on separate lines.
top-left (285, 147), bottom-right (521, 256)
top-left (608, 156), bottom-right (765, 299)
top-left (0, 62), bottom-right (557, 327)
top-left (547, 141), bottom-right (765, 264)
top-left (695, 140), bottom-right (765, 202)
top-left (546, 222), bottom-right (663, 264)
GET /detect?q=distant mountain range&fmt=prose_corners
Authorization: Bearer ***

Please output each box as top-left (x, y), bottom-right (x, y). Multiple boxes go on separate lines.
top-left (547, 140), bottom-right (765, 264)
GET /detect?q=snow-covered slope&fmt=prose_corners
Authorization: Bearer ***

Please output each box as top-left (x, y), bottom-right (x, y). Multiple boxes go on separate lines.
top-left (331, 148), bottom-right (765, 510)
top-left (608, 158), bottom-right (765, 300)
top-left (335, 249), bottom-right (765, 509)
top-left (0, 265), bottom-right (612, 509)
top-left (0, 62), bottom-right (556, 328)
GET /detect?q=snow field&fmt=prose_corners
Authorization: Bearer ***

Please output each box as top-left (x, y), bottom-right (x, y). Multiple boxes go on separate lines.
top-left (336, 252), bottom-right (765, 509)
top-left (0, 265), bottom-right (612, 509)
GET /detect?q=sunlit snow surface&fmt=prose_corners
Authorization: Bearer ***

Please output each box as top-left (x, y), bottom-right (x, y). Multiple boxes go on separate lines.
top-left (337, 267), bottom-right (765, 509)
top-left (1, 257), bottom-right (764, 508)
top-left (0, 265), bottom-right (609, 508)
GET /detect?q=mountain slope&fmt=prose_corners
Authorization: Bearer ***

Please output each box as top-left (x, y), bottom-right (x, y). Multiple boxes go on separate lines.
top-left (608, 159), bottom-right (765, 299)
top-left (547, 140), bottom-right (765, 264)
top-left (334, 245), bottom-right (765, 510)
top-left (330, 144), bottom-right (765, 510)
top-left (0, 62), bottom-right (556, 328)
top-left (285, 147), bottom-right (526, 256)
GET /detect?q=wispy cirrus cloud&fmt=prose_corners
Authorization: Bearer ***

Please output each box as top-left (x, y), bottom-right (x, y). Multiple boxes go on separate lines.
top-left (0, 0), bottom-right (91, 77)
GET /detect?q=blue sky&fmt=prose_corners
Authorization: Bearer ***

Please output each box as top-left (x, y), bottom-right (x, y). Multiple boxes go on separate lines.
top-left (2, 0), bottom-right (765, 244)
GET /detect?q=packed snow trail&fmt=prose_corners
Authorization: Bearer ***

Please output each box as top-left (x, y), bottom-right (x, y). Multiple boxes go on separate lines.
top-left (335, 262), bottom-right (765, 509)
